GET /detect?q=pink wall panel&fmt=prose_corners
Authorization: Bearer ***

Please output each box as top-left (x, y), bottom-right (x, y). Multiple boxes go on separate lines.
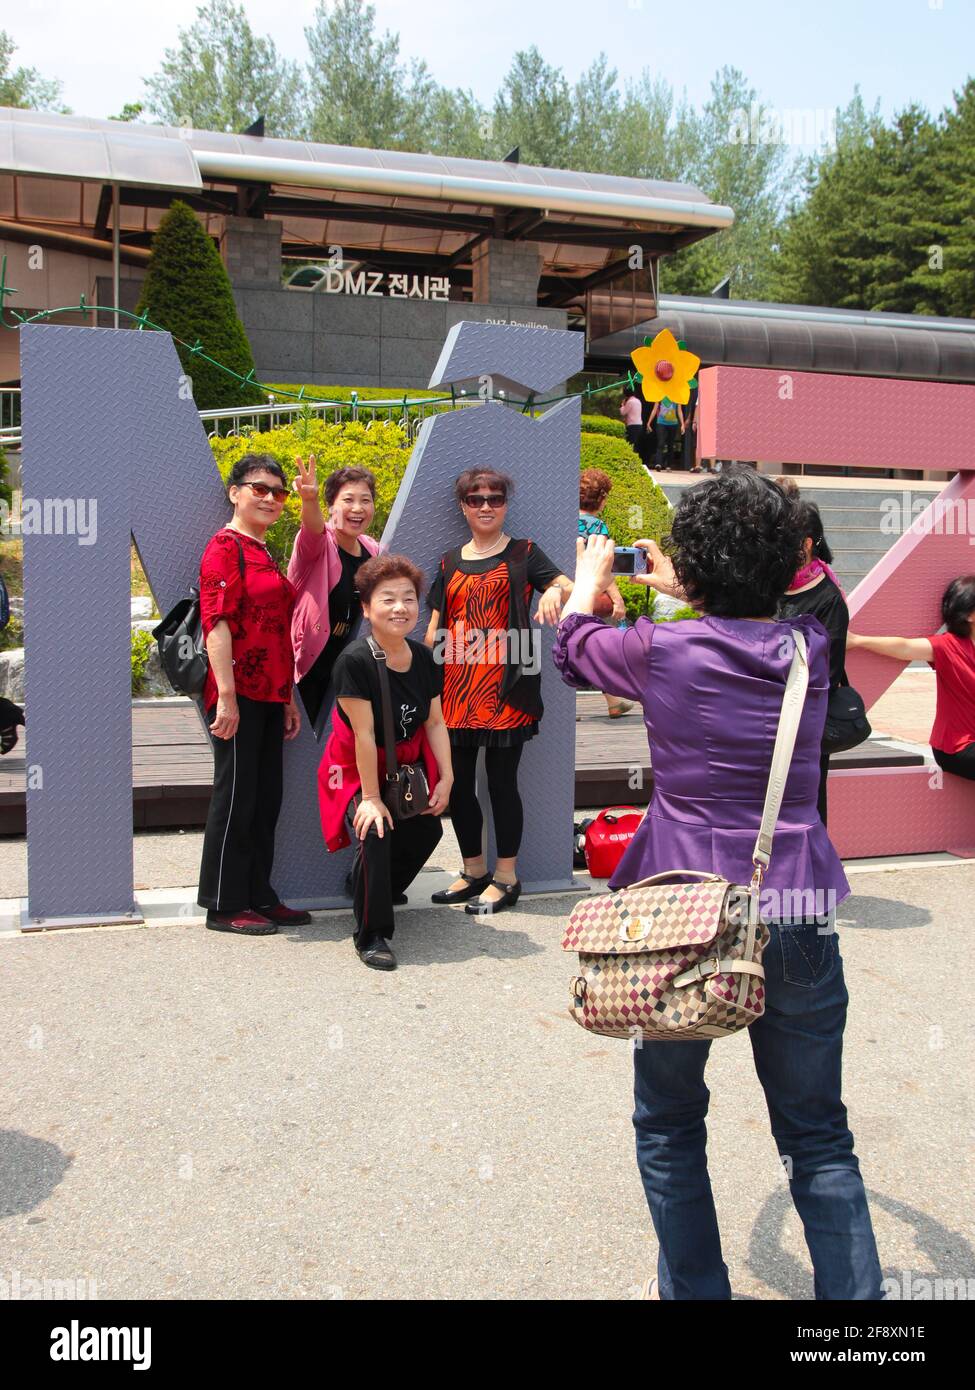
top-left (696, 365), bottom-right (975, 471)
top-left (828, 766), bottom-right (975, 860)
top-left (844, 470), bottom-right (975, 710)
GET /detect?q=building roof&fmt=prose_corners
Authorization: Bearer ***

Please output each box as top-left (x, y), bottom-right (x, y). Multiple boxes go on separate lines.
top-left (0, 108), bottom-right (733, 303)
top-left (588, 294), bottom-right (975, 384)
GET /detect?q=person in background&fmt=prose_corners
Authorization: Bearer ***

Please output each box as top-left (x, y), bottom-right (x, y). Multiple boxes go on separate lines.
top-left (683, 381), bottom-right (701, 473)
top-left (0, 696), bottom-right (24, 755)
top-left (553, 467), bottom-right (883, 1301)
top-left (648, 394), bottom-right (685, 472)
top-left (197, 454), bottom-right (308, 936)
top-left (778, 498), bottom-right (849, 826)
top-left (620, 387), bottom-right (647, 465)
top-left (424, 469), bottom-right (572, 914)
top-left (848, 575), bottom-right (975, 782)
top-left (578, 467), bottom-right (633, 719)
top-left (288, 460), bottom-right (382, 731)
top-left (318, 554), bottom-right (452, 970)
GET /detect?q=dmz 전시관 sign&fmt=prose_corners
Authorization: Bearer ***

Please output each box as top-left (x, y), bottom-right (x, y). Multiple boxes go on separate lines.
top-left (313, 269), bottom-right (451, 300)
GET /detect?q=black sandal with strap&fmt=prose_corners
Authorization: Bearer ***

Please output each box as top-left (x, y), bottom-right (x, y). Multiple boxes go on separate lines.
top-left (431, 871), bottom-right (492, 905)
top-left (464, 878), bottom-right (522, 915)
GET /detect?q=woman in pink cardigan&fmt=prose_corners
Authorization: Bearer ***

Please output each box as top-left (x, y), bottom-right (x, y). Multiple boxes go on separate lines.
top-left (288, 457), bottom-right (382, 729)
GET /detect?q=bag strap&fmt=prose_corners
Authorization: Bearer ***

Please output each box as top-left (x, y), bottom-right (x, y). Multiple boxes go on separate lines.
top-left (365, 637), bottom-right (400, 782)
top-left (751, 628), bottom-right (809, 877)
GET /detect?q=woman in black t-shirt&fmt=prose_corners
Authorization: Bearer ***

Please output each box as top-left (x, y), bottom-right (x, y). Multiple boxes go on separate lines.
top-left (777, 499), bottom-right (849, 826)
top-left (319, 554), bottom-right (453, 971)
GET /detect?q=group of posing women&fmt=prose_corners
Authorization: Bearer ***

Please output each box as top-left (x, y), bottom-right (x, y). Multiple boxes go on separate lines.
top-left (195, 451), bottom-right (571, 969)
top-left (194, 451), bottom-right (975, 1299)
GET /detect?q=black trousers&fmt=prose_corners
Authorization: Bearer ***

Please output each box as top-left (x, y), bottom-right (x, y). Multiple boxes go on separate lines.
top-left (449, 743), bottom-right (525, 860)
top-left (625, 424), bottom-right (649, 466)
top-left (932, 742), bottom-right (975, 781)
top-left (345, 797), bottom-right (443, 944)
top-left (198, 695), bottom-right (284, 913)
top-left (655, 423), bottom-right (680, 470)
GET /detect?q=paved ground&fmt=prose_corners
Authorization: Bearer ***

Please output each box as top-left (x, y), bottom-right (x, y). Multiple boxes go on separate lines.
top-left (1, 856), bottom-right (972, 1301)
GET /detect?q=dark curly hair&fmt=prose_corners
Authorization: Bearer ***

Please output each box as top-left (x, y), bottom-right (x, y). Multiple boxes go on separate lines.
top-left (666, 466), bottom-right (805, 618)
top-left (941, 575), bottom-right (975, 637)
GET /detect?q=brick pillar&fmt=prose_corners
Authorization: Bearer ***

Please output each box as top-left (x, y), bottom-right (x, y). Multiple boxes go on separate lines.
top-left (471, 239), bottom-right (542, 306)
top-left (220, 217), bottom-right (283, 288)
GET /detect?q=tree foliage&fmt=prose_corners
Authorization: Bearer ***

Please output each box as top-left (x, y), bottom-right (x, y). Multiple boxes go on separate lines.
top-left (0, 30), bottom-right (68, 112)
top-left (135, 200), bottom-right (264, 413)
top-left (143, 0), bottom-right (305, 136)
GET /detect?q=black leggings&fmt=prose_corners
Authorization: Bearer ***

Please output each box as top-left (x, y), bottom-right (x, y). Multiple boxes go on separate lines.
top-left (449, 743), bottom-right (525, 860)
top-left (932, 743), bottom-right (975, 782)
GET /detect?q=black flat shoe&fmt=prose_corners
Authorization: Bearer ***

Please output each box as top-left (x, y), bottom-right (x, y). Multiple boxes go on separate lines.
top-left (431, 871), bottom-right (491, 904)
top-left (345, 874), bottom-right (407, 906)
top-left (356, 936), bottom-right (397, 970)
top-left (464, 879), bottom-right (522, 915)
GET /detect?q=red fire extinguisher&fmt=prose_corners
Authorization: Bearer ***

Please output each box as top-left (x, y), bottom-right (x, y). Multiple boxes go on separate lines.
top-left (582, 807), bottom-right (644, 879)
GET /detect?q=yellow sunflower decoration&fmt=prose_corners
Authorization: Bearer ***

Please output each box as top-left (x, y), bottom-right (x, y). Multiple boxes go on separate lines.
top-left (630, 328), bottom-right (700, 405)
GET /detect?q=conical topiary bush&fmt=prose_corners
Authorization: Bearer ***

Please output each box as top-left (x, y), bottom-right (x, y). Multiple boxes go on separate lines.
top-left (135, 200), bottom-right (264, 412)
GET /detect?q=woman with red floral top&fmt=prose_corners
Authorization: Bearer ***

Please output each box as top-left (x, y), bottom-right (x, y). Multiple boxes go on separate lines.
top-left (848, 575), bottom-right (975, 782)
top-left (197, 454), bottom-right (309, 936)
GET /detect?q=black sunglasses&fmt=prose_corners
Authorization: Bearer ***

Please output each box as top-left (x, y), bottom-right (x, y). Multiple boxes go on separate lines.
top-left (463, 492), bottom-right (507, 508)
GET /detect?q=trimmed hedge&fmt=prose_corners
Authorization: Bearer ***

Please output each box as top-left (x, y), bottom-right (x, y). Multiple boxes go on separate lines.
top-left (209, 418), bottom-right (409, 564)
top-left (581, 414), bottom-right (625, 438)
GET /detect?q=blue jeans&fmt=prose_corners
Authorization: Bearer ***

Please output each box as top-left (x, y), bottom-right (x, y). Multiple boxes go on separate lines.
top-left (632, 918), bottom-right (883, 1300)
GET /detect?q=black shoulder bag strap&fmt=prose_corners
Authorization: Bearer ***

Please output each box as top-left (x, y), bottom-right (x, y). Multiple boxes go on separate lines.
top-left (365, 636), bottom-right (400, 781)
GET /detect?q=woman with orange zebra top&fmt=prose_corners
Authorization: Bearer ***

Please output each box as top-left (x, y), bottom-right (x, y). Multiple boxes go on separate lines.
top-left (424, 469), bottom-right (572, 914)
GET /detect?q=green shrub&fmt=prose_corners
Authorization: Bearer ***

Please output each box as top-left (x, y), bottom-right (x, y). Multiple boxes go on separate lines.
top-left (131, 628), bottom-right (154, 695)
top-left (209, 418), bottom-right (410, 565)
top-left (137, 200), bottom-right (263, 413)
top-left (581, 414), bottom-right (625, 438)
top-left (0, 612), bottom-right (22, 653)
top-left (579, 433), bottom-right (671, 549)
top-left (0, 444), bottom-right (12, 513)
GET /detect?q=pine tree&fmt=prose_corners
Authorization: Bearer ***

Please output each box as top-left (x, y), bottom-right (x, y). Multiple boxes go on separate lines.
top-left (135, 200), bottom-right (263, 413)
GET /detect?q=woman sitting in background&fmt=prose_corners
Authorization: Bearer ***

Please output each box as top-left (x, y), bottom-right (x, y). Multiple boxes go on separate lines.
top-left (848, 575), bottom-right (975, 782)
top-left (553, 466), bottom-right (883, 1301)
top-left (319, 554), bottom-right (452, 971)
top-left (288, 458), bottom-right (382, 730)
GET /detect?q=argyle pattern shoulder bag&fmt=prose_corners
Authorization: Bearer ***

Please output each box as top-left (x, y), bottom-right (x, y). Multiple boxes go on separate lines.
top-left (562, 629), bottom-right (809, 1042)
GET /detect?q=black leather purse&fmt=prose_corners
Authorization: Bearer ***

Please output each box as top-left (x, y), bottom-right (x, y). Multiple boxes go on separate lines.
top-left (366, 637), bottom-right (430, 820)
top-left (823, 677), bottom-right (871, 753)
top-left (152, 534), bottom-right (245, 697)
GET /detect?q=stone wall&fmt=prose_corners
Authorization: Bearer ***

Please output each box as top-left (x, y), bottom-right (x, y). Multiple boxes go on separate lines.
top-left (231, 287), bottom-right (571, 387)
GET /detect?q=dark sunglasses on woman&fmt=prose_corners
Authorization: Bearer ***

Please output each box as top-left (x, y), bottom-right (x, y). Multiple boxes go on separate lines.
top-left (463, 493), bottom-right (507, 508)
top-left (246, 481), bottom-right (290, 502)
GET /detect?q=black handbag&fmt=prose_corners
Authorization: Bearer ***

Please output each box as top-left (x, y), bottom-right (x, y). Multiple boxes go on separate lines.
top-left (366, 636), bottom-right (430, 820)
top-left (152, 533), bottom-right (245, 697)
top-left (822, 677), bottom-right (871, 753)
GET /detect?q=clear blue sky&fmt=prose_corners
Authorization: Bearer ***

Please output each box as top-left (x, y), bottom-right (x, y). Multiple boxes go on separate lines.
top-left (8, 0), bottom-right (974, 130)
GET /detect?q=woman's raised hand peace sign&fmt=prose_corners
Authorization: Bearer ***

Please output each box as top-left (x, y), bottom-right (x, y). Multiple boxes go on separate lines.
top-left (293, 454), bottom-right (318, 500)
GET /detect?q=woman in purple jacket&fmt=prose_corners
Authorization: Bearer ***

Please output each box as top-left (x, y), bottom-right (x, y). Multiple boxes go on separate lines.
top-left (288, 458), bottom-right (382, 730)
top-left (553, 467), bottom-right (883, 1302)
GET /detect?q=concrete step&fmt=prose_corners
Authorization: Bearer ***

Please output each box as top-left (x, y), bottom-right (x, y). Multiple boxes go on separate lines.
top-left (823, 527), bottom-right (896, 549)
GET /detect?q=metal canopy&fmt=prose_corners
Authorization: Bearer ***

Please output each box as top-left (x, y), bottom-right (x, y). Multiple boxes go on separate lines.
top-left (0, 107), bottom-right (732, 289)
top-left (588, 295), bottom-right (975, 385)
